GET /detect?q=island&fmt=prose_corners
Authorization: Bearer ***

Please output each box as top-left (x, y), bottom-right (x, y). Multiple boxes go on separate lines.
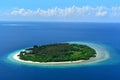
top-left (18, 43), bottom-right (96, 62)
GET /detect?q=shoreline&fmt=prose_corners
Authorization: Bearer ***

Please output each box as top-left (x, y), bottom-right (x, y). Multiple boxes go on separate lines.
top-left (12, 42), bottom-right (110, 65)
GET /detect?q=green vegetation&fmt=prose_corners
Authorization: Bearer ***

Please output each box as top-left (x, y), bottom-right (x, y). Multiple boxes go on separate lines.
top-left (19, 43), bottom-right (96, 62)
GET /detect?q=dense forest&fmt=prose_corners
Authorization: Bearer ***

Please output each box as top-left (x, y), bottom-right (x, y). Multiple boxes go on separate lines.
top-left (19, 43), bottom-right (96, 62)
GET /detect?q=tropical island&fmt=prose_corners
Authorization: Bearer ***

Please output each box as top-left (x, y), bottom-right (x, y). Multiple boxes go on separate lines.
top-left (18, 43), bottom-right (96, 62)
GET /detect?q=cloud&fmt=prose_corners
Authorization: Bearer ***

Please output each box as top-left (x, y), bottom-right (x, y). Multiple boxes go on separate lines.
top-left (96, 11), bottom-right (107, 16)
top-left (1, 6), bottom-right (120, 21)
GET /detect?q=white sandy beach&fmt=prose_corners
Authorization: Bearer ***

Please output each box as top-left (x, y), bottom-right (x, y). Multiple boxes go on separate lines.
top-left (12, 43), bottom-right (109, 65)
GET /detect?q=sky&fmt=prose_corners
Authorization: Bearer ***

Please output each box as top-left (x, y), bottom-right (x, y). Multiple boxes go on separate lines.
top-left (0, 0), bottom-right (120, 22)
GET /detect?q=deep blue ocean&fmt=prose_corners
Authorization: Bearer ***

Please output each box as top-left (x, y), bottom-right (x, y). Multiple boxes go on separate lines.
top-left (0, 22), bottom-right (120, 80)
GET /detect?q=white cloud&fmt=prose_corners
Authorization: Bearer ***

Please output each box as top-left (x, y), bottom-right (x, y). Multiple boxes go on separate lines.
top-left (11, 8), bottom-right (33, 16)
top-left (96, 11), bottom-right (107, 16)
top-left (10, 6), bottom-right (109, 17)
top-left (1, 6), bottom-right (120, 21)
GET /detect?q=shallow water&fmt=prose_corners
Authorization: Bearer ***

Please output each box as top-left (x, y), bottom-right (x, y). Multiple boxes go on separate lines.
top-left (0, 22), bottom-right (120, 80)
top-left (7, 42), bottom-right (110, 68)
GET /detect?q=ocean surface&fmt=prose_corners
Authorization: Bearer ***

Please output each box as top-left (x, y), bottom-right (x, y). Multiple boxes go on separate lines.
top-left (0, 22), bottom-right (120, 80)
